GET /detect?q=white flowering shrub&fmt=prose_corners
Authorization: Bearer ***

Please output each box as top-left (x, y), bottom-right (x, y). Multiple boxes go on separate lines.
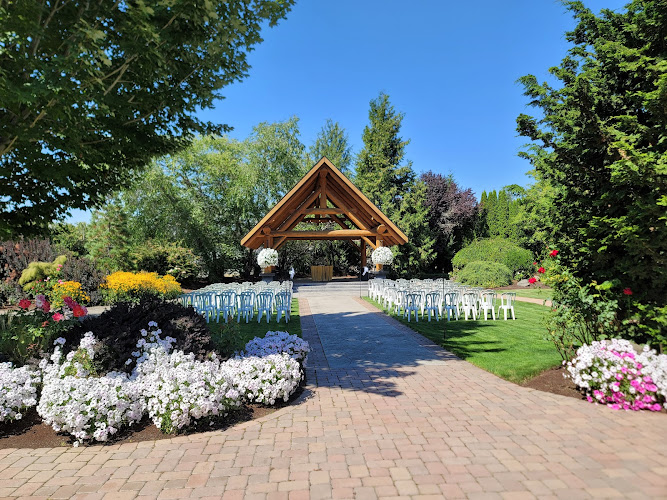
top-left (241, 331), bottom-right (310, 363)
top-left (224, 354), bottom-right (302, 405)
top-left (0, 363), bottom-right (40, 422)
top-left (566, 338), bottom-right (667, 411)
top-left (37, 334), bottom-right (145, 444)
top-left (371, 246), bottom-right (393, 266)
top-left (257, 248), bottom-right (279, 268)
top-left (135, 326), bottom-right (242, 433)
top-left (33, 321), bottom-right (310, 443)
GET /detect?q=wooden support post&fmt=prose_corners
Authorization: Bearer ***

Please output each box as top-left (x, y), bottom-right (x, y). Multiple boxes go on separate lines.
top-left (361, 240), bottom-right (367, 271)
top-left (376, 239), bottom-right (383, 271)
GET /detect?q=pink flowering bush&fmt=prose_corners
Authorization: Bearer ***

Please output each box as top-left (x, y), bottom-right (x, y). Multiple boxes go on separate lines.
top-left (566, 339), bottom-right (666, 411)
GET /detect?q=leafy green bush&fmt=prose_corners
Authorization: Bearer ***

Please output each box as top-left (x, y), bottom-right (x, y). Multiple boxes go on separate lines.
top-left (454, 261), bottom-right (513, 288)
top-left (452, 238), bottom-right (533, 277)
top-left (62, 297), bottom-right (213, 374)
top-left (132, 241), bottom-right (200, 281)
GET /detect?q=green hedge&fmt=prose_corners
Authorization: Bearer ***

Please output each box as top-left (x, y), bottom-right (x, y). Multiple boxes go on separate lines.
top-left (454, 261), bottom-right (513, 288)
top-left (452, 238), bottom-right (533, 277)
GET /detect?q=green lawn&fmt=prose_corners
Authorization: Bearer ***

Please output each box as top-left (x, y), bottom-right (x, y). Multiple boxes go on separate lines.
top-left (509, 288), bottom-right (553, 301)
top-left (208, 298), bottom-right (302, 348)
top-left (364, 297), bottom-right (561, 383)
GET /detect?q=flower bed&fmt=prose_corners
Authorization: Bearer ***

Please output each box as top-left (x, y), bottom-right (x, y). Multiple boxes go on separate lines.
top-left (100, 271), bottom-right (182, 304)
top-left (566, 339), bottom-right (666, 411)
top-left (2, 322), bottom-right (309, 445)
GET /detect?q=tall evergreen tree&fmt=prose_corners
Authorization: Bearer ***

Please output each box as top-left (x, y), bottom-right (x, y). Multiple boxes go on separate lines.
top-left (355, 93), bottom-right (434, 275)
top-left (355, 93), bottom-right (414, 208)
top-left (85, 200), bottom-right (132, 272)
top-left (517, 0), bottom-right (667, 343)
top-left (309, 119), bottom-right (353, 175)
top-left (496, 189), bottom-right (510, 238)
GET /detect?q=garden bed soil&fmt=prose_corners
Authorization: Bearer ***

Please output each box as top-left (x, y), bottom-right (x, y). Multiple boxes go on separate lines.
top-left (521, 366), bottom-right (583, 400)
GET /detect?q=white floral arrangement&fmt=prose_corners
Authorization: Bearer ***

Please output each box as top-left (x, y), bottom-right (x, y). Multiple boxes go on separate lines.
top-left (241, 331), bottom-right (310, 363)
top-left (37, 333), bottom-right (145, 445)
top-left (223, 354), bottom-right (302, 405)
top-left (371, 246), bottom-right (394, 266)
top-left (0, 363), bottom-right (40, 422)
top-left (257, 248), bottom-right (279, 268)
top-left (565, 338), bottom-right (666, 411)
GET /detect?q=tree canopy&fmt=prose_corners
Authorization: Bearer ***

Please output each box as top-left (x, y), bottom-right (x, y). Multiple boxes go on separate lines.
top-left (421, 172), bottom-right (478, 273)
top-left (517, 0), bottom-right (667, 342)
top-left (121, 118), bottom-right (308, 279)
top-left (308, 119), bottom-right (353, 175)
top-left (0, 0), bottom-right (294, 237)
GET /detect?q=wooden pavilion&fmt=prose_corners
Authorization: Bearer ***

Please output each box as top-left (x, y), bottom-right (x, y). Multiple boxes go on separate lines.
top-left (240, 157), bottom-right (408, 271)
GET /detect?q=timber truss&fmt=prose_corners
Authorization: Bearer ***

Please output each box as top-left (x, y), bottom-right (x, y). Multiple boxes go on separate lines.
top-left (240, 157), bottom-right (408, 266)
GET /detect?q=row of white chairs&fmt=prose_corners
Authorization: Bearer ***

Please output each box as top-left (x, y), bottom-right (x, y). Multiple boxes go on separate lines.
top-left (369, 278), bottom-right (516, 321)
top-left (179, 281), bottom-right (293, 324)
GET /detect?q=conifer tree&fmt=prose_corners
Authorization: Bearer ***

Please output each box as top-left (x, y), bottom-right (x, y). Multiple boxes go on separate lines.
top-left (354, 93), bottom-right (434, 274)
top-left (309, 119), bottom-right (353, 175)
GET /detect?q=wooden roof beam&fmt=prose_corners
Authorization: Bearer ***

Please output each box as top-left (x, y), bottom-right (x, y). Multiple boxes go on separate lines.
top-left (277, 188), bottom-right (321, 231)
top-left (325, 188), bottom-right (372, 230)
top-left (272, 229), bottom-right (378, 238)
top-left (326, 182), bottom-right (376, 229)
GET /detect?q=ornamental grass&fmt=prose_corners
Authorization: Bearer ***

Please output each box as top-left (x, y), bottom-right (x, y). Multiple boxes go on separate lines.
top-left (100, 271), bottom-right (182, 304)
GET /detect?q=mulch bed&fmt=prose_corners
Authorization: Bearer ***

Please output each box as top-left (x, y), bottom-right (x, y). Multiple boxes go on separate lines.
top-left (521, 365), bottom-right (583, 400)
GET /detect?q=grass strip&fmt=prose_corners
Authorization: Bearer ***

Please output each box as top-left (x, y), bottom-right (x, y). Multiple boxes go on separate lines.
top-left (364, 296), bottom-right (561, 383)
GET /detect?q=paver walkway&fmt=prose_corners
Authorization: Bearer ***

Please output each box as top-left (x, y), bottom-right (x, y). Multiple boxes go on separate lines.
top-left (1, 282), bottom-right (666, 499)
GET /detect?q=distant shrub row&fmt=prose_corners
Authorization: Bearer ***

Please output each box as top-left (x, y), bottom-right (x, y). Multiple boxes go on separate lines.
top-left (452, 238), bottom-right (533, 278)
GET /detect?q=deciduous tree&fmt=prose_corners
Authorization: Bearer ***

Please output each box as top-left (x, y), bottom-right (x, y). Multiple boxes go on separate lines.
top-left (0, 0), bottom-right (294, 236)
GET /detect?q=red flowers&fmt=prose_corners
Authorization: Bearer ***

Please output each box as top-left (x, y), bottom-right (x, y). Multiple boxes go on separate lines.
top-left (528, 277), bottom-right (537, 284)
top-left (52, 313), bottom-right (64, 322)
top-left (72, 305), bottom-right (87, 318)
top-left (623, 288), bottom-right (633, 296)
top-left (40, 301), bottom-right (50, 313)
top-left (549, 249), bottom-right (559, 257)
top-left (533, 261), bottom-right (538, 266)
top-left (18, 299), bottom-right (31, 309)
top-left (538, 267), bottom-right (545, 274)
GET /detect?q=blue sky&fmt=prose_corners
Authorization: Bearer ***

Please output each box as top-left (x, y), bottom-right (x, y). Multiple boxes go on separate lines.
top-left (68, 0), bottom-right (627, 223)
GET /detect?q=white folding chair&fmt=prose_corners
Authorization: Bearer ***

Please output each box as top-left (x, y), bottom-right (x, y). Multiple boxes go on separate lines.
top-left (497, 292), bottom-right (516, 320)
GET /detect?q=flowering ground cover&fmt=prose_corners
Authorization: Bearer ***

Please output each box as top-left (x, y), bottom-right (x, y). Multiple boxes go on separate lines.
top-left (1, 324), bottom-right (309, 446)
top-left (365, 297), bottom-right (561, 383)
top-left (566, 339), bottom-right (666, 411)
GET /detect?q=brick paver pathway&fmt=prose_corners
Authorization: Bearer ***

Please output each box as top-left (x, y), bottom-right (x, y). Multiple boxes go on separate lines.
top-left (1, 283), bottom-right (666, 499)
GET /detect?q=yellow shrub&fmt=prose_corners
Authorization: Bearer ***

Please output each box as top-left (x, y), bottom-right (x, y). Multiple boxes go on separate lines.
top-left (51, 281), bottom-right (90, 307)
top-left (100, 271), bottom-right (182, 304)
